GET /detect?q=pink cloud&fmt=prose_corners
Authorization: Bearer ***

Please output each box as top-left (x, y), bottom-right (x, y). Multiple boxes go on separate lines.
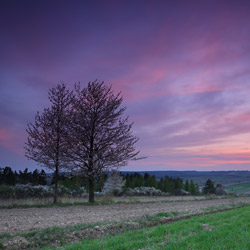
top-left (0, 128), bottom-right (12, 148)
top-left (0, 128), bottom-right (24, 156)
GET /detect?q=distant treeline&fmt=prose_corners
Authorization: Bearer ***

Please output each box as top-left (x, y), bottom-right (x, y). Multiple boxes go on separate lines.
top-left (123, 172), bottom-right (199, 195)
top-left (0, 167), bottom-right (199, 194)
top-left (0, 166), bottom-right (107, 193)
top-left (0, 167), bottom-right (47, 186)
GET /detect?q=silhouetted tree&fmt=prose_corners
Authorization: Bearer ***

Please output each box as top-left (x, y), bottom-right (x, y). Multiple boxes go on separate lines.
top-left (161, 176), bottom-right (175, 193)
top-left (19, 168), bottom-right (32, 184)
top-left (203, 179), bottom-right (216, 194)
top-left (32, 169), bottom-right (40, 185)
top-left (168, 180), bottom-right (175, 193)
top-left (174, 177), bottom-right (184, 189)
top-left (158, 177), bottom-right (164, 190)
top-left (138, 175), bottom-right (144, 187)
top-left (184, 179), bottom-right (190, 192)
top-left (190, 180), bottom-right (196, 195)
top-left (66, 81), bottom-right (139, 202)
top-left (0, 167), bottom-right (15, 185)
top-left (25, 83), bottom-right (74, 203)
top-left (163, 176), bottom-right (171, 192)
top-left (0, 167), bottom-right (5, 184)
top-left (38, 169), bottom-right (47, 185)
top-left (144, 173), bottom-right (150, 182)
top-left (95, 173), bottom-right (108, 192)
top-left (195, 183), bottom-right (200, 195)
top-left (145, 175), bottom-right (157, 188)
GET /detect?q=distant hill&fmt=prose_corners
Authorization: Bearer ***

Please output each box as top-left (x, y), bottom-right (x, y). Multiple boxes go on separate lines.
top-left (121, 171), bottom-right (250, 186)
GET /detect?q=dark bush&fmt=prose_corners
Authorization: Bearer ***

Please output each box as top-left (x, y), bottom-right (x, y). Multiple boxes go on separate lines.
top-left (0, 185), bottom-right (15, 199)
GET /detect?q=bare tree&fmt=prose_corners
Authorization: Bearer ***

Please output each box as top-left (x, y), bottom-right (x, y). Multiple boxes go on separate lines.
top-left (67, 81), bottom-right (139, 203)
top-left (25, 83), bottom-right (73, 203)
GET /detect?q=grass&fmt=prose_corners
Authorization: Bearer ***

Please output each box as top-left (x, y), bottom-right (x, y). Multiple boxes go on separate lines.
top-left (0, 233), bottom-right (11, 240)
top-left (0, 200), bottom-right (115, 209)
top-left (225, 182), bottom-right (250, 194)
top-left (188, 176), bottom-right (250, 187)
top-left (45, 205), bottom-right (250, 250)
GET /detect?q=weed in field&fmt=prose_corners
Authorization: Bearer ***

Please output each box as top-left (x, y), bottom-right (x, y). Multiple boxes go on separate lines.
top-left (0, 233), bottom-right (11, 240)
top-left (201, 204), bottom-right (227, 212)
top-left (100, 195), bottom-right (114, 203)
top-left (0, 241), bottom-right (4, 250)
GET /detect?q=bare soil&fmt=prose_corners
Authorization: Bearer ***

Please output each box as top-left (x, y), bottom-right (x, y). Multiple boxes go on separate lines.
top-left (1, 196), bottom-right (249, 235)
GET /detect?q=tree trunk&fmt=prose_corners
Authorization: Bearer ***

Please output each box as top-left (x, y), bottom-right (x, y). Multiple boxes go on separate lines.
top-left (53, 166), bottom-right (58, 203)
top-left (88, 177), bottom-right (95, 203)
top-left (54, 108), bottom-right (60, 204)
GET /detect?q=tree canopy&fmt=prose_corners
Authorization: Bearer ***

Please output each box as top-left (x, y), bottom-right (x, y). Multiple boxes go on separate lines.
top-left (66, 81), bottom-right (139, 202)
top-left (25, 83), bottom-right (74, 203)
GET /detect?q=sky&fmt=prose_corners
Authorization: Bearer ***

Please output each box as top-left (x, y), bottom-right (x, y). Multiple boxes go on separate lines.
top-left (1, 0), bottom-right (250, 172)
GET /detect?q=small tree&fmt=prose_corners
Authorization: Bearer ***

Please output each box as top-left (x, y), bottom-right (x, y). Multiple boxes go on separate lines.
top-left (66, 81), bottom-right (139, 202)
top-left (202, 179), bottom-right (216, 194)
top-left (158, 177), bottom-right (164, 191)
top-left (145, 175), bottom-right (157, 188)
top-left (189, 180), bottom-right (196, 195)
top-left (38, 169), bottom-right (47, 185)
top-left (1, 167), bottom-right (15, 185)
top-left (163, 176), bottom-right (171, 193)
top-left (174, 177), bottom-right (184, 190)
top-left (25, 84), bottom-right (73, 203)
top-left (32, 169), bottom-right (40, 185)
top-left (184, 180), bottom-right (190, 192)
top-left (195, 183), bottom-right (200, 195)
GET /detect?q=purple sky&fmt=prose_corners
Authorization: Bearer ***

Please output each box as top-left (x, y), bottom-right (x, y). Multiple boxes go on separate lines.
top-left (1, 0), bottom-right (250, 172)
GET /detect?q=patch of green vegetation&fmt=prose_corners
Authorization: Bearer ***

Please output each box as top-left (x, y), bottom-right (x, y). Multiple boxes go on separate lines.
top-left (47, 205), bottom-right (250, 250)
top-left (15, 226), bottom-right (68, 249)
top-left (66, 221), bottom-right (113, 232)
top-left (151, 211), bottom-right (183, 219)
top-left (201, 204), bottom-right (228, 212)
top-left (225, 182), bottom-right (250, 194)
top-left (0, 200), bottom-right (118, 209)
top-left (155, 212), bottom-right (172, 218)
top-left (0, 241), bottom-right (4, 250)
top-left (0, 233), bottom-right (11, 240)
top-left (189, 176), bottom-right (250, 187)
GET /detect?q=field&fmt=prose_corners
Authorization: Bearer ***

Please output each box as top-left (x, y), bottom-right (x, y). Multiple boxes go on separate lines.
top-left (57, 205), bottom-right (250, 250)
top-left (1, 195), bottom-right (250, 249)
top-left (225, 182), bottom-right (250, 194)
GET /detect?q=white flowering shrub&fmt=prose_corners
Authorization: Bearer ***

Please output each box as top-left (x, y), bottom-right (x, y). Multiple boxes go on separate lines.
top-left (125, 187), bottom-right (166, 196)
top-left (0, 184), bottom-right (73, 199)
top-left (101, 172), bottom-right (126, 196)
top-left (14, 185), bottom-right (54, 198)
